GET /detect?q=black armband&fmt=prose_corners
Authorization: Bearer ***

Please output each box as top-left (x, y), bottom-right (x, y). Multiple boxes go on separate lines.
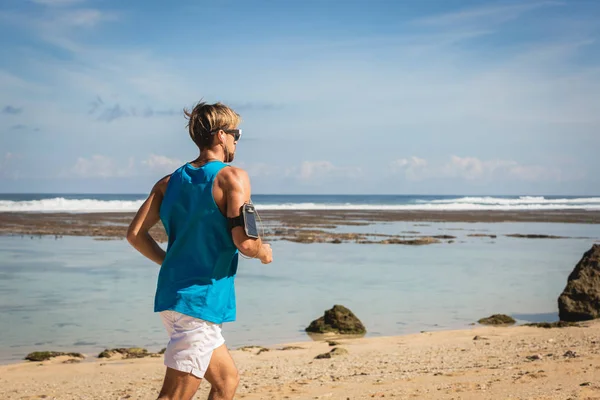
top-left (227, 203), bottom-right (259, 239)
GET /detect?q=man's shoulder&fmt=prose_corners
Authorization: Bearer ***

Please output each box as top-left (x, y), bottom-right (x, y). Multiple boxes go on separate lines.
top-left (219, 165), bottom-right (249, 181)
top-left (153, 174), bottom-right (172, 194)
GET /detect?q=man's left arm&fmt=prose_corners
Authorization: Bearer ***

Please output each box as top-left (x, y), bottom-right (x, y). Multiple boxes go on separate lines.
top-left (126, 176), bottom-right (169, 265)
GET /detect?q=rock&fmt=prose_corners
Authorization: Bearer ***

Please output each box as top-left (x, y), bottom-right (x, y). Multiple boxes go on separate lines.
top-left (473, 336), bottom-right (488, 341)
top-left (524, 321), bottom-right (579, 328)
top-left (477, 314), bottom-right (516, 325)
top-left (25, 351), bottom-right (85, 362)
top-left (279, 346), bottom-right (304, 351)
top-left (526, 354), bottom-right (543, 361)
top-left (432, 235), bottom-right (456, 239)
top-left (506, 234), bottom-right (565, 239)
top-left (382, 237), bottom-right (440, 245)
top-left (314, 347), bottom-right (349, 359)
top-left (558, 245), bottom-right (600, 322)
top-left (98, 348), bottom-right (149, 359)
top-left (563, 350), bottom-right (578, 358)
top-left (327, 340), bottom-right (341, 346)
top-left (237, 345), bottom-right (269, 353)
top-left (305, 305), bottom-right (366, 335)
top-left (468, 234), bottom-right (497, 238)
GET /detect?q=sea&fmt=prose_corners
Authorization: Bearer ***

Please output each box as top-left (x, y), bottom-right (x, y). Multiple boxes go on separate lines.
top-left (0, 194), bottom-right (599, 364)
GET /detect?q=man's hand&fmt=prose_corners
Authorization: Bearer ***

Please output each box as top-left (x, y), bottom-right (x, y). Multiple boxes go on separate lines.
top-left (258, 243), bottom-right (273, 264)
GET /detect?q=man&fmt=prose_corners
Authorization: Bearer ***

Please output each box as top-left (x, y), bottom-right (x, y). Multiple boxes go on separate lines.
top-left (127, 101), bottom-right (273, 400)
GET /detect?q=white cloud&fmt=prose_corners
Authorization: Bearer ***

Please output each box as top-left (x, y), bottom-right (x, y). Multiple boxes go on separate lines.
top-left (142, 154), bottom-right (182, 174)
top-left (59, 9), bottom-right (113, 28)
top-left (416, 1), bottom-right (563, 27)
top-left (236, 162), bottom-right (280, 178)
top-left (442, 156), bottom-right (564, 181)
top-left (31, 0), bottom-right (85, 7)
top-left (70, 155), bottom-right (134, 178)
top-left (390, 157), bottom-right (429, 181)
top-left (0, 152), bottom-right (20, 179)
top-left (390, 155), bottom-right (566, 182)
top-left (292, 161), bottom-right (363, 181)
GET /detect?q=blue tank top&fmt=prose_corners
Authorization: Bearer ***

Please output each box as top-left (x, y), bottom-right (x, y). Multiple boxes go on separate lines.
top-left (155, 161), bottom-right (238, 324)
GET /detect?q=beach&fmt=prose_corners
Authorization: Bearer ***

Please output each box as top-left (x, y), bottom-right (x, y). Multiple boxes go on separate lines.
top-left (1, 197), bottom-right (599, 399)
top-left (1, 320), bottom-right (598, 399)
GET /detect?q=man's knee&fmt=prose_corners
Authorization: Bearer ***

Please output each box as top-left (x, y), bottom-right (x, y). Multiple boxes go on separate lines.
top-left (214, 369), bottom-right (240, 393)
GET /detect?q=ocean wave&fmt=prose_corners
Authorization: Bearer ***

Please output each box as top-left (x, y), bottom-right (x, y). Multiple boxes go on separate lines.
top-left (0, 198), bottom-right (144, 213)
top-left (256, 203), bottom-right (600, 211)
top-left (0, 197), bottom-right (598, 212)
top-left (425, 196), bottom-right (600, 205)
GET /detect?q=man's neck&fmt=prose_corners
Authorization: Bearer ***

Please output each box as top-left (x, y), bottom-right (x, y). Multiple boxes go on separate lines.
top-left (195, 148), bottom-right (225, 164)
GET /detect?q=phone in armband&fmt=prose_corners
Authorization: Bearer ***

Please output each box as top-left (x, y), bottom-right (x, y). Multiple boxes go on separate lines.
top-left (228, 203), bottom-right (260, 239)
top-left (241, 203), bottom-right (259, 239)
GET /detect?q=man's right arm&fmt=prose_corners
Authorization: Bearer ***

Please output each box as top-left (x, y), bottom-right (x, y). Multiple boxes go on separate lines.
top-left (224, 168), bottom-right (272, 264)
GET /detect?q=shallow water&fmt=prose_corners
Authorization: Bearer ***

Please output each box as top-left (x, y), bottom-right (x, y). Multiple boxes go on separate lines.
top-left (0, 221), bottom-right (597, 363)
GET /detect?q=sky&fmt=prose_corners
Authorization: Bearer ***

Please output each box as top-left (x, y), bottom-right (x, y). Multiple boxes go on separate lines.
top-left (0, 0), bottom-right (599, 195)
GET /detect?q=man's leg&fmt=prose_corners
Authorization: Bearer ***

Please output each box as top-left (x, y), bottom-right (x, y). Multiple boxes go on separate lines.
top-left (204, 344), bottom-right (240, 400)
top-left (157, 367), bottom-right (202, 400)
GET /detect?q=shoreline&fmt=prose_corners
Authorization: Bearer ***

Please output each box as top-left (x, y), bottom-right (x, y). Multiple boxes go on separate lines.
top-left (1, 320), bottom-right (598, 399)
top-left (0, 316), bottom-right (561, 367)
top-left (1, 209), bottom-right (599, 244)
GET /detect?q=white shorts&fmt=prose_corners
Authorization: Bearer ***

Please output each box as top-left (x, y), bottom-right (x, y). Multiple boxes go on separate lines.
top-left (160, 310), bottom-right (225, 378)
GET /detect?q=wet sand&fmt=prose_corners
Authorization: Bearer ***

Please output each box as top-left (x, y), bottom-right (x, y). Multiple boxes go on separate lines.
top-left (1, 321), bottom-right (598, 399)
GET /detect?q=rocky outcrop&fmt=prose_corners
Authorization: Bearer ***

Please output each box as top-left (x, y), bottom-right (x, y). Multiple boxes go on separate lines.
top-left (25, 351), bottom-right (84, 362)
top-left (558, 245), bottom-right (600, 322)
top-left (506, 234), bottom-right (565, 239)
top-left (315, 347), bottom-right (349, 359)
top-left (306, 305), bottom-right (366, 335)
top-left (98, 347), bottom-right (153, 359)
top-left (477, 314), bottom-right (516, 325)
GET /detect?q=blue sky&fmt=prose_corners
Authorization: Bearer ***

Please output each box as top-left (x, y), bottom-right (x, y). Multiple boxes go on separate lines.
top-left (0, 0), bottom-right (599, 195)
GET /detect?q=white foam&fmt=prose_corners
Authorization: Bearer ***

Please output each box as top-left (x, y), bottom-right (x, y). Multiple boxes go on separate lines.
top-left (426, 196), bottom-right (600, 205)
top-left (256, 202), bottom-right (600, 211)
top-left (0, 198), bottom-right (144, 213)
top-left (0, 196), bottom-right (598, 212)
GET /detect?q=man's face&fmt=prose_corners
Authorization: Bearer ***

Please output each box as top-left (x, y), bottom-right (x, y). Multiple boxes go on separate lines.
top-left (223, 128), bottom-right (241, 162)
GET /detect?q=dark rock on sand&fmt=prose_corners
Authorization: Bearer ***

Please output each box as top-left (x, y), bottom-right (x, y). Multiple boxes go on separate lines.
top-left (25, 351), bottom-right (84, 362)
top-left (524, 321), bottom-right (579, 328)
top-left (382, 237), bottom-right (440, 245)
top-left (315, 347), bottom-right (349, 359)
top-left (98, 347), bottom-right (149, 359)
top-left (468, 234), bottom-right (497, 239)
top-left (279, 346), bottom-right (304, 351)
top-left (559, 245), bottom-right (600, 322)
top-left (306, 305), bottom-right (366, 335)
top-left (432, 235), bottom-right (457, 239)
top-left (563, 350), bottom-right (578, 358)
top-left (477, 314), bottom-right (516, 325)
top-left (506, 234), bottom-right (565, 239)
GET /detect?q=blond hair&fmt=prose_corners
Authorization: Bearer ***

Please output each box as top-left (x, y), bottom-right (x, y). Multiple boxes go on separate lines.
top-left (184, 101), bottom-right (241, 150)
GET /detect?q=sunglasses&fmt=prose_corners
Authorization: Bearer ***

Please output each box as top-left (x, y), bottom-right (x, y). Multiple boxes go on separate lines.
top-left (211, 128), bottom-right (242, 142)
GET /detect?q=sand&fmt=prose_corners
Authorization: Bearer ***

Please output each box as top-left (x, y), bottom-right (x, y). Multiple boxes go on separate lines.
top-left (1, 320), bottom-right (599, 400)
